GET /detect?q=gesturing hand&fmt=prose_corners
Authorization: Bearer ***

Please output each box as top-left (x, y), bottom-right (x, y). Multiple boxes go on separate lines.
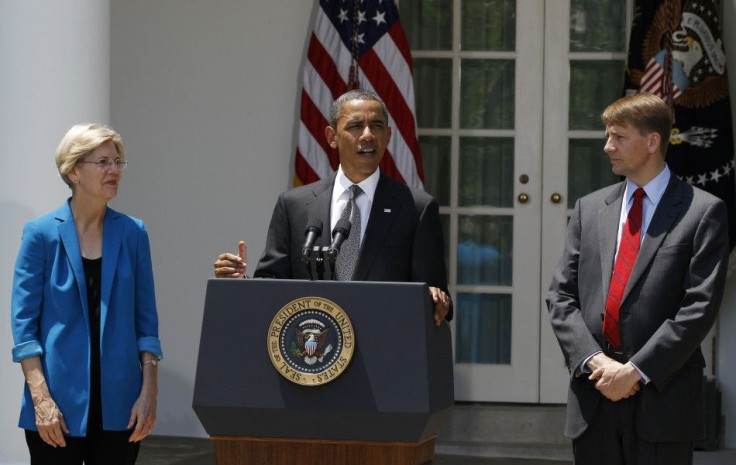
top-left (213, 241), bottom-right (247, 278)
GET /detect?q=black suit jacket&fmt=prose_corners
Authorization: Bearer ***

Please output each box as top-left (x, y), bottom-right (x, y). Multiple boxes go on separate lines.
top-left (254, 172), bottom-right (451, 319)
top-left (546, 175), bottom-right (728, 441)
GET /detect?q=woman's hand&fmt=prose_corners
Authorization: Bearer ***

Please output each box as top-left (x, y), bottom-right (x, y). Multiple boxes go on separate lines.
top-left (33, 393), bottom-right (69, 447)
top-left (127, 388), bottom-right (157, 442)
top-left (21, 357), bottom-right (69, 447)
top-left (129, 354), bottom-right (159, 442)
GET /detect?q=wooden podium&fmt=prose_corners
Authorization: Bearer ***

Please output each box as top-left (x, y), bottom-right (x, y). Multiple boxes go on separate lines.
top-left (193, 279), bottom-right (454, 465)
top-left (211, 436), bottom-right (436, 465)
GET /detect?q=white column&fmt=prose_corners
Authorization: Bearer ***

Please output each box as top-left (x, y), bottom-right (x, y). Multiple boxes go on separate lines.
top-left (0, 1), bottom-right (109, 462)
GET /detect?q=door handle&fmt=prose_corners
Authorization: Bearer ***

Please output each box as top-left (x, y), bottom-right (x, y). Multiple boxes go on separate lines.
top-left (518, 193), bottom-right (529, 204)
top-left (550, 193), bottom-right (562, 204)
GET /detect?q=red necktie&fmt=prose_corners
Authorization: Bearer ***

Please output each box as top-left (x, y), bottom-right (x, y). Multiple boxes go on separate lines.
top-left (604, 188), bottom-right (645, 349)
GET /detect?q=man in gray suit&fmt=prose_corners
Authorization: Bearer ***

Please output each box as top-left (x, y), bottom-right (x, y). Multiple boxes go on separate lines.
top-left (214, 89), bottom-right (452, 325)
top-left (547, 93), bottom-right (728, 465)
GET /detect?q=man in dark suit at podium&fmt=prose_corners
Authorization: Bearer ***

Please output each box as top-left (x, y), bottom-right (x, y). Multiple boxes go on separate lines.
top-left (214, 89), bottom-right (452, 325)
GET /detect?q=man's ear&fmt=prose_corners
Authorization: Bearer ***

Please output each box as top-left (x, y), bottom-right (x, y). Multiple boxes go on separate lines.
top-left (325, 126), bottom-right (337, 148)
top-left (648, 132), bottom-right (661, 155)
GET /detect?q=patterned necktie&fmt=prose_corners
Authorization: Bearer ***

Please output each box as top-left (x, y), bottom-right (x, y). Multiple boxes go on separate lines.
top-left (604, 187), bottom-right (645, 349)
top-left (336, 184), bottom-right (362, 281)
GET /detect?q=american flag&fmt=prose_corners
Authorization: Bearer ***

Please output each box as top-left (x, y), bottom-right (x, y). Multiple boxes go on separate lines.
top-left (640, 50), bottom-right (683, 100)
top-left (294, 0), bottom-right (424, 188)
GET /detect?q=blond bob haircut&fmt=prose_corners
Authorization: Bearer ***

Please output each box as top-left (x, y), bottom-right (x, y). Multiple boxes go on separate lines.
top-left (56, 123), bottom-right (125, 188)
top-left (601, 93), bottom-right (672, 156)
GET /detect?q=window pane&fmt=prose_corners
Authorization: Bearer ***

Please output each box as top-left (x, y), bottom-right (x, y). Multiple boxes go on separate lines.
top-left (457, 215), bottom-right (513, 285)
top-left (459, 137), bottom-right (514, 207)
top-left (461, 59), bottom-right (515, 129)
top-left (455, 293), bottom-right (511, 364)
top-left (569, 60), bottom-right (625, 130)
top-left (568, 139), bottom-right (620, 208)
top-left (461, 0), bottom-right (516, 51)
top-left (414, 58), bottom-right (453, 128)
top-left (570, 0), bottom-right (626, 52)
top-left (400, 0), bottom-right (453, 50)
top-left (420, 136), bottom-right (451, 206)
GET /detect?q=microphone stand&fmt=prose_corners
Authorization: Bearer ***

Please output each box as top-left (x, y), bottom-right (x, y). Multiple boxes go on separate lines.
top-left (314, 246), bottom-right (326, 281)
top-left (302, 249), bottom-right (314, 281)
top-left (301, 221), bottom-right (323, 281)
top-left (328, 250), bottom-right (338, 280)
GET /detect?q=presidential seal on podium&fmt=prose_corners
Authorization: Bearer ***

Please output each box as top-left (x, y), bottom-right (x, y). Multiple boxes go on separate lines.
top-left (267, 296), bottom-right (355, 386)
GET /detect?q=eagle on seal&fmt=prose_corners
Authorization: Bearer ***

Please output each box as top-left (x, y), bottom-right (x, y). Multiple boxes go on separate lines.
top-left (296, 328), bottom-right (330, 358)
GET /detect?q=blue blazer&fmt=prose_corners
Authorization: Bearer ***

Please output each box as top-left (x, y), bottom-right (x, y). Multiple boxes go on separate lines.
top-left (11, 200), bottom-right (163, 436)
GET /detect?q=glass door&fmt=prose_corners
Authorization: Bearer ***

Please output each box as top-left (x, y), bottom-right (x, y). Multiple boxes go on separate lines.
top-left (403, 0), bottom-right (545, 402)
top-left (539, 0), bottom-right (630, 403)
top-left (402, 0), bottom-right (630, 403)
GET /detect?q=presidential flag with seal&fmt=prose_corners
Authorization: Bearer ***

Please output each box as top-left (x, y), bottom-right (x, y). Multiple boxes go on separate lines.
top-left (624, 0), bottom-right (736, 251)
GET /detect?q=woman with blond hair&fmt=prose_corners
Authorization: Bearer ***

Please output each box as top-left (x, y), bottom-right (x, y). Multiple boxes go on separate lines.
top-left (11, 123), bottom-right (162, 464)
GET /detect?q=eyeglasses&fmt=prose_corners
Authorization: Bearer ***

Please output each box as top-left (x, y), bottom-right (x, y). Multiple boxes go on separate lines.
top-left (77, 158), bottom-right (128, 171)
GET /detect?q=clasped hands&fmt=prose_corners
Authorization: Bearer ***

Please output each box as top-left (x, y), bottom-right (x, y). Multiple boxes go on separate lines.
top-left (213, 240), bottom-right (450, 326)
top-left (586, 353), bottom-right (642, 401)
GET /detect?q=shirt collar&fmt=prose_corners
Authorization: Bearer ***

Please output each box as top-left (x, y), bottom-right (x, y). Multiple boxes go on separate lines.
top-left (625, 164), bottom-right (670, 206)
top-left (335, 165), bottom-right (380, 202)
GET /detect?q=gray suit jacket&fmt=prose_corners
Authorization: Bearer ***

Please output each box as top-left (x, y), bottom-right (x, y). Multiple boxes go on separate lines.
top-left (254, 172), bottom-right (451, 318)
top-left (546, 175), bottom-right (728, 441)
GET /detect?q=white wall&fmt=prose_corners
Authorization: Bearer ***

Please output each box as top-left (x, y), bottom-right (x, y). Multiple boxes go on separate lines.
top-left (0, 1), bottom-right (110, 462)
top-left (109, 0), bottom-right (315, 438)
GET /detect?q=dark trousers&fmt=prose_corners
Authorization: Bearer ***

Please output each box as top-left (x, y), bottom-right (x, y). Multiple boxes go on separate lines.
top-left (25, 429), bottom-right (140, 465)
top-left (573, 396), bottom-right (693, 465)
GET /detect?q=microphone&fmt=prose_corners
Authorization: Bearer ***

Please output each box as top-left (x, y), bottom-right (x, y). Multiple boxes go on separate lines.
top-left (328, 219), bottom-right (352, 262)
top-left (301, 219), bottom-right (323, 265)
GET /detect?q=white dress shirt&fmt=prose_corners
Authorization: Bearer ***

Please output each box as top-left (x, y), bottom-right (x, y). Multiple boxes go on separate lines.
top-left (615, 164), bottom-right (671, 252)
top-left (581, 165), bottom-right (671, 382)
top-left (330, 166), bottom-right (380, 245)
